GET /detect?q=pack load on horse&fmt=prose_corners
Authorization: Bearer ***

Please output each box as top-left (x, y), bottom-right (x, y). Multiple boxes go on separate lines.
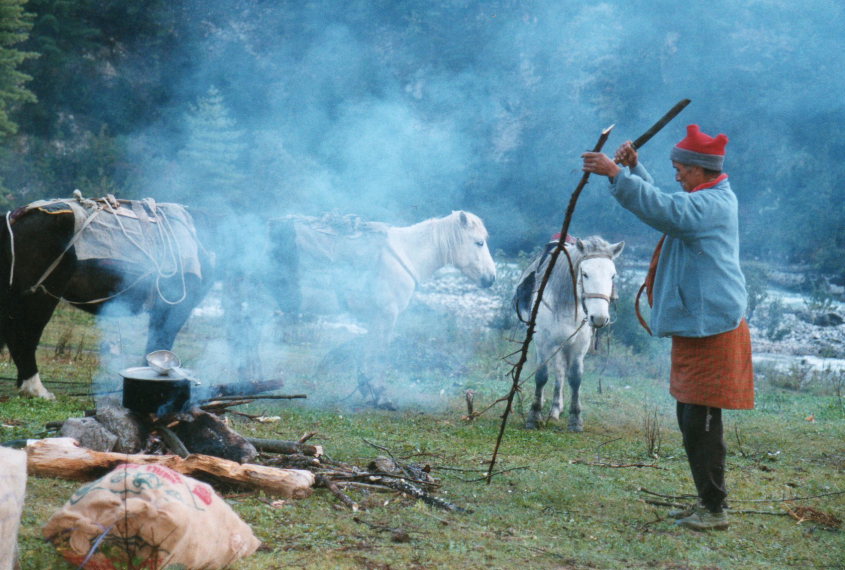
top-left (513, 232), bottom-right (576, 323)
top-left (513, 235), bottom-right (623, 431)
top-left (271, 210), bottom-right (497, 344)
top-left (0, 191), bottom-right (214, 399)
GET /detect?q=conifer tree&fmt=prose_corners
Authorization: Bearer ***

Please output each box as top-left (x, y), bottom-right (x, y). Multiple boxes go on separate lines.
top-left (178, 86), bottom-right (247, 210)
top-left (0, 0), bottom-right (36, 137)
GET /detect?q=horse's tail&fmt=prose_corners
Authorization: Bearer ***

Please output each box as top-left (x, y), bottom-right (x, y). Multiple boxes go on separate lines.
top-left (0, 212), bottom-right (10, 348)
top-left (512, 271), bottom-right (535, 324)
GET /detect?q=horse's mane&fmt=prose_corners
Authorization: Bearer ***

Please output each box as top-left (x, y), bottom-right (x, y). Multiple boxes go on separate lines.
top-left (545, 235), bottom-right (615, 310)
top-left (426, 211), bottom-right (488, 265)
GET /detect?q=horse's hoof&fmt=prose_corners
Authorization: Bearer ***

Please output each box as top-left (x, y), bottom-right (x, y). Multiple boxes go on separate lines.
top-left (18, 374), bottom-right (56, 400)
top-left (18, 386), bottom-right (56, 400)
top-left (568, 420), bottom-right (583, 432)
top-left (525, 418), bottom-right (540, 430)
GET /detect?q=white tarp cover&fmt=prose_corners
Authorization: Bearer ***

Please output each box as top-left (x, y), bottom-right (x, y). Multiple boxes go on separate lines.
top-left (28, 197), bottom-right (203, 278)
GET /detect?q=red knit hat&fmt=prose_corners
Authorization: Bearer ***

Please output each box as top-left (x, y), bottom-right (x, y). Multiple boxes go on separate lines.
top-left (670, 124), bottom-right (729, 170)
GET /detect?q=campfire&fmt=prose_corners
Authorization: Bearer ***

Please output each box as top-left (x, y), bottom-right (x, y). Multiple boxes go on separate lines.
top-left (30, 351), bottom-right (459, 512)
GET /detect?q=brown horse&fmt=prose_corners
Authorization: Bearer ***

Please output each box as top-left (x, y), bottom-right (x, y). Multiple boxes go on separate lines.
top-left (0, 195), bottom-right (214, 399)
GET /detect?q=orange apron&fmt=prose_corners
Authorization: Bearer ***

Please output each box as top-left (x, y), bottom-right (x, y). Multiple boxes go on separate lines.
top-left (670, 318), bottom-right (754, 409)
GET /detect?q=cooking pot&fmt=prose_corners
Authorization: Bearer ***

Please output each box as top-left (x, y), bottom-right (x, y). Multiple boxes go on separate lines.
top-left (121, 365), bottom-right (196, 414)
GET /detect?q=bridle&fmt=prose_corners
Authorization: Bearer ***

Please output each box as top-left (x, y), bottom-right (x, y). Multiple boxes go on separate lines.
top-left (574, 253), bottom-right (618, 321)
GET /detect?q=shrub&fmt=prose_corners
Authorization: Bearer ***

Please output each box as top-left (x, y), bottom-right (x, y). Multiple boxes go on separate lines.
top-left (743, 261), bottom-right (769, 322)
top-left (764, 297), bottom-right (790, 341)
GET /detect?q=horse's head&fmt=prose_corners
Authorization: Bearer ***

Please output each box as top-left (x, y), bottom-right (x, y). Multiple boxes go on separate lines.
top-left (575, 237), bottom-right (624, 328)
top-left (444, 211), bottom-right (496, 288)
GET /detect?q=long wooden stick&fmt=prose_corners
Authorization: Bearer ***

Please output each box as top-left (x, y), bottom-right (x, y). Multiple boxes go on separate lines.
top-left (201, 394), bottom-right (307, 402)
top-left (631, 99), bottom-right (691, 149)
top-left (486, 100), bottom-right (691, 484)
top-left (486, 124), bottom-right (614, 484)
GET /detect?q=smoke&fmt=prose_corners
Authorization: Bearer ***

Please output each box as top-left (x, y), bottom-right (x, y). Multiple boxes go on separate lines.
top-left (125, 1), bottom-right (845, 237)
top-left (106, 0), bottom-right (844, 407)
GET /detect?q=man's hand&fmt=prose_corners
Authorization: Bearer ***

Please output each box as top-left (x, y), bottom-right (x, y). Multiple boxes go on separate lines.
top-left (613, 141), bottom-right (638, 168)
top-left (581, 151), bottom-right (620, 178)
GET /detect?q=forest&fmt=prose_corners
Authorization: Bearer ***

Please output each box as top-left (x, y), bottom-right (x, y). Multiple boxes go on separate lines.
top-left (1, 0), bottom-right (843, 278)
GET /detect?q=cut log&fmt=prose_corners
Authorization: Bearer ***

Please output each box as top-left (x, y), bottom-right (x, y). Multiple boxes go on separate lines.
top-left (246, 437), bottom-right (323, 457)
top-left (26, 438), bottom-right (314, 498)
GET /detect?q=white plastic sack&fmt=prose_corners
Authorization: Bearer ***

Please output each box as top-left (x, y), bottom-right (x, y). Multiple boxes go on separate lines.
top-left (43, 463), bottom-right (260, 569)
top-left (0, 448), bottom-right (27, 570)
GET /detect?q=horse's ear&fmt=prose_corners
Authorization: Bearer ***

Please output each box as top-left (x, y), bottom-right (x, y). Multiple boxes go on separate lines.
top-left (458, 210), bottom-right (468, 227)
top-left (611, 241), bottom-right (625, 258)
top-left (575, 238), bottom-right (585, 253)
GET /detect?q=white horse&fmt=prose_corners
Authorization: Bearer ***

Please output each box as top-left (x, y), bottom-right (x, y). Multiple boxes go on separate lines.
top-left (280, 210), bottom-right (496, 344)
top-left (514, 236), bottom-right (624, 431)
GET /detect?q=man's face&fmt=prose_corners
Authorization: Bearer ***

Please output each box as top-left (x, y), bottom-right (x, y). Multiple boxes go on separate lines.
top-left (672, 161), bottom-right (704, 192)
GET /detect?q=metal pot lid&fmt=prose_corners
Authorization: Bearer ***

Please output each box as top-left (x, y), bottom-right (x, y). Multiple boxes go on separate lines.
top-left (120, 366), bottom-right (191, 381)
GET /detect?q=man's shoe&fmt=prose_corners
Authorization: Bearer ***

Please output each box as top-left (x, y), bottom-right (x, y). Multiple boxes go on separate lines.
top-left (676, 509), bottom-right (729, 531)
top-left (668, 502), bottom-right (702, 519)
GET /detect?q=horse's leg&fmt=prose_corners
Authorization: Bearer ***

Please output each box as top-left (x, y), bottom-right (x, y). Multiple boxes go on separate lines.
top-left (567, 345), bottom-right (587, 432)
top-left (356, 259), bottom-right (410, 408)
top-left (219, 272), bottom-right (264, 380)
top-left (526, 362), bottom-right (548, 429)
top-left (2, 211), bottom-right (76, 400)
top-left (549, 350), bottom-right (567, 422)
top-left (146, 275), bottom-right (205, 353)
top-left (265, 217), bottom-right (301, 321)
top-left (6, 292), bottom-right (60, 399)
top-left (356, 310), bottom-right (398, 407)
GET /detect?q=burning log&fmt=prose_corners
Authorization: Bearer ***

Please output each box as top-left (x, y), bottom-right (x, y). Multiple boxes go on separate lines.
top-left (200, 399), bottom-right (255, 413)
top-left (262, 454), bottom-right (322, 469)
top-left (203, 394), bottom-right (308, 402)
top-left (246, 437), bottom-right (323, 457)
top-left (202, 378), bottom-right (287, 399)
top-left (26, 438), bottom-right (315, 498)
top-left (162, 409), bottom-right (258, 463)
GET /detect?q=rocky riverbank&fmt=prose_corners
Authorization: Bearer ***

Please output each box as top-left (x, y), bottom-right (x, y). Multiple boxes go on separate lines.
top-left (192, 261), bottom-right (845, 373)
top-left (414, 264), bottom-right (845, 370)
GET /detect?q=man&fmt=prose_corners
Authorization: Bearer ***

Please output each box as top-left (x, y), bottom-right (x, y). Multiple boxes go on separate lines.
top-left (581, 124), bottom-right (754, 531)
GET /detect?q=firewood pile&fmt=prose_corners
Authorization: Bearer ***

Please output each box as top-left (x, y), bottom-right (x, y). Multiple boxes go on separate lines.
top-left (198, 395), bottom-right (465, 512)
top-left (293, 445), bottom-right (465, 513)
top-left (32, 392), bottom-right (464, 513)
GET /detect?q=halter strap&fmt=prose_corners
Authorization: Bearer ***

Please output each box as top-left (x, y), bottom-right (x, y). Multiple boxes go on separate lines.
top-left (575, 253), bottom-right (617, 313)
top-left (384, 241), bottom-right (420, 286)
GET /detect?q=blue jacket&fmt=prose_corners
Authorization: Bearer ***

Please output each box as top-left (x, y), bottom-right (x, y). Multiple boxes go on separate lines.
top-left (609, 163), bottom-right (747, 338)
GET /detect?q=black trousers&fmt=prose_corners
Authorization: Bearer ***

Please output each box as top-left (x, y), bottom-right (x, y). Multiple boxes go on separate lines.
top-left (676, 402), bottom-right (728, 513)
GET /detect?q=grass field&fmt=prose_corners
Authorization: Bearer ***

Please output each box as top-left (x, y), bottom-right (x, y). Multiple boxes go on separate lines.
top-left (1, 300), bottom-right (844, 569)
